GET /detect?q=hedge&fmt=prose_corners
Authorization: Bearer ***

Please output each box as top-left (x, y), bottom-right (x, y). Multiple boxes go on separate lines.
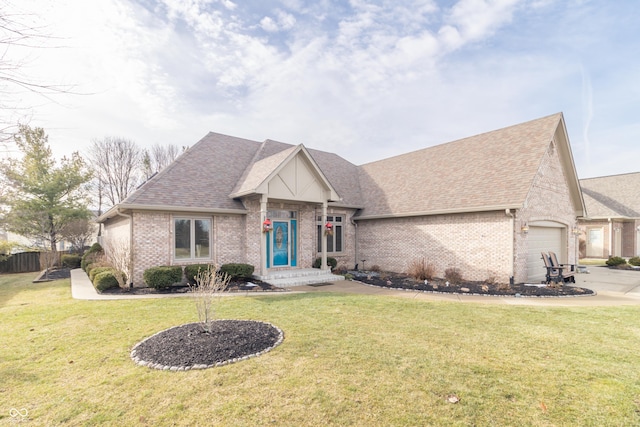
top-left (219, 263), bottom-right (254, 279)
top-left (94, 270), bottom-right (120, 292)
top-left (61, 254), bottom-right (82, 269)
top-left (313, 257), bottom-right (337, 270)
top-left (184, 264), bottom-right (215, 285)
top-left (89, 266), bottom-right (114, 282)
top-left (81, 243), bottom-right (104, 271)
top-left (606, 256), bottom-right (627, 267)
top-left (143, 266), bottom-right (183, 289)
top-left (629, 257), bottom-right (640, 266)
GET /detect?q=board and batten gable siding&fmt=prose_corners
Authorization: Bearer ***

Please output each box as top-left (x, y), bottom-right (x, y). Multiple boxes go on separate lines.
top-left (357, 211), bottom-right (512, 282)
top-left (515, 140), bottom-right (578, 283)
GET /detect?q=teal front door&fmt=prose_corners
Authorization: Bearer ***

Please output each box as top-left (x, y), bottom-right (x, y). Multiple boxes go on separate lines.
top-left (272, 221), bottom-right (289, 266)
top-left (268, 219), bottom-right (297, 268)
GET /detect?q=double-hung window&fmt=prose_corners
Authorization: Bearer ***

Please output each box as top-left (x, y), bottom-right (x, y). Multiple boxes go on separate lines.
top-left (317, 215), bottom-right (343, 253)
top-left (174, 217), bottom-right (211, 260)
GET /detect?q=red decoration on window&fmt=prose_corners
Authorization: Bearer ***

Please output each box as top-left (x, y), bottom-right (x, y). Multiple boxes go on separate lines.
top-left (262, 218), bottom-right (272, 233)
top-left (325, 221), bottom-right (333, 236)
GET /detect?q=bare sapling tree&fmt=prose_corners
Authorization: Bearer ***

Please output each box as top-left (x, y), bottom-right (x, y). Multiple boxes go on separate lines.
top-left (141, 143), bottom-right (183, 179)
top-left (103, 237), bottom-right (132, 289)
top-left (59, 217), bottom-right (95, 253)
top-left (189, 266), bottom-right (231, 333)
top-left (89, 137), bottom-right (141, 208)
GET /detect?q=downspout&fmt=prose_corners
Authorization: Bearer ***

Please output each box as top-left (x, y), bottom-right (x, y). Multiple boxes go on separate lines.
top-left (351, 214), bottom-right (358, 270)
top-left (115, 207), bottom-right (134, 287)
top-left (505, 209), bottom-right (515, 284)
top-left (608, 218), bottom-right (612, 258)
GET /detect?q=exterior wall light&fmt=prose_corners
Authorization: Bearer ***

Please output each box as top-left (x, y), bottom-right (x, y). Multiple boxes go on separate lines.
top-left (262, 218), bottom-right (272, 233)
top-left (521, 223), bottom-right (529, 234)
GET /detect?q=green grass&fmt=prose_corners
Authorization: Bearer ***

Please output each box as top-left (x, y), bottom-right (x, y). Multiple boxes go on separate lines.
top-left (579, 258), bottom-right (608, 266)
top-left (1, 272), bottom-right (640, 426)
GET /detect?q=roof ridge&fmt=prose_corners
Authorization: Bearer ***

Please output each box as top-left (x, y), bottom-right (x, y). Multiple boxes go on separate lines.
top-left (580, 171), bottom-right (640, 181)
top-left (360, 112), bottom-right (562, 167)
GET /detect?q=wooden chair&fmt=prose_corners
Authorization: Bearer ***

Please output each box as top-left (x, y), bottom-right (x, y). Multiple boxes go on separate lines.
top-left (549, 251), bottom-right (576, 283)
top-left (541, 252), bottom-right (575, 285)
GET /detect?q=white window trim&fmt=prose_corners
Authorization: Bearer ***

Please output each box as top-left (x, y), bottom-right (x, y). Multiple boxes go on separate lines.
top-left (172, 216), bottom-right (213, 261)
top-left (317, 214), bottom-right (344, 254)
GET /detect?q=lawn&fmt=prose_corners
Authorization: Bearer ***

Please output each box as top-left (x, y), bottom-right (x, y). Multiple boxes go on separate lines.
top-left (1, 272), bottom-right (640, 426)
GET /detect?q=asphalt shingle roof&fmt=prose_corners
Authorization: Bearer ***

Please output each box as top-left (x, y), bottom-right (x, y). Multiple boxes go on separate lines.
top-left (580, 172), bottom-right (640, 218)
top-left (116, 113), bottom-right (573, 218)
top-left (357, 113), bottom-right (564, 217)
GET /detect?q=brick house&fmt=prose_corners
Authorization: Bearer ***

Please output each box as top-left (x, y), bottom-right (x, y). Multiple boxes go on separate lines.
top-left (97, 112), bottom-right (585, 286)
top-left (577, 172), bottom-right (640, 259)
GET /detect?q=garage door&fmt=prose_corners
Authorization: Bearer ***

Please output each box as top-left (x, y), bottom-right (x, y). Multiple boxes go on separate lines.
top-left (526, 226), bottom-right (563, 283)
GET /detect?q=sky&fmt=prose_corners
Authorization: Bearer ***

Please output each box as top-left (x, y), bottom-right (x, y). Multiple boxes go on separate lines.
top-left (1, 0), bottom-right (639, 179)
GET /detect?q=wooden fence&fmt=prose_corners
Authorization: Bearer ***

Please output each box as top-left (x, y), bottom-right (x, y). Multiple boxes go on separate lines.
top-left (0, 250), bottom-right (72, 274)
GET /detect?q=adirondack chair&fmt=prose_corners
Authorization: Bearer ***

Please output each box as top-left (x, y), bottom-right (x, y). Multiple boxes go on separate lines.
top-left (549, 251), bottom-right (576, 283)
top-left (541, 252), bottom-right (575, 285)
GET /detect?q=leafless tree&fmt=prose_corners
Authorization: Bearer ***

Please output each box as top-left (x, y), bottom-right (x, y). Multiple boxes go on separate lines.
top-left (103, 237), bottom-right (131, 289)
top-left (0, 1), bottom-right (74, 146)
top-left (189, 266), bottom-right (231, 333)
top-left (141, 143), bottom-right (183, 179)
top-left (89, 137), bottom-right (142, 208)
top-left (59, 217), bottom-right (96, 253)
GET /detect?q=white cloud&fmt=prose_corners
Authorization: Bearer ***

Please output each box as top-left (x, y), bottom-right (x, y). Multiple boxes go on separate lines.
top-left (260, 16), bottom-right (279, 32)
top-left (2, 0), bottom-right (639, 180)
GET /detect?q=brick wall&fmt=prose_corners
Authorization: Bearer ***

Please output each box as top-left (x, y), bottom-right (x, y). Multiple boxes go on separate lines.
top-left (214, 215), bottom-right (246, 265)
top-left (357, 211), bottom-right (512, 282)
top-left (515, 140), bottom-right (578, 282)
top-left (131, 211), bottom-right (172, 285)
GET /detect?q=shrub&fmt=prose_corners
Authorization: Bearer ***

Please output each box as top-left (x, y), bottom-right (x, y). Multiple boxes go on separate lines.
top-left (629, 257), bottom-right (640, 266)
top-left (81, 243), bottom-right (104, 271)
top-left (93, 270), bottom-right (120, 292)
top-left (184, 264), bottom-right (215, 285)
top-left (189, 266), bottom-right (232, 333)
top-left (89, 266), bottom-right (114, 282)
top-left (344, 273), bottom-right (354, 281)
top-left (219, 263), bottom-right (255, 279)
top-left (407, 258), bottom-right (435, 280)
top-left (61, 254), bottom-right (81, 269)
top-left (606, 256), bottom-right (627, 267)
top-left (444, 267), bottom-right (463, 285)
top-left (369, 264), bottom-right (381, 272)
top-left (85, 260), bottom-right (109, 277)
top-left (312, 257), bottom-right (337, 270)
top-left (143, 266), bottom-right (183, 289)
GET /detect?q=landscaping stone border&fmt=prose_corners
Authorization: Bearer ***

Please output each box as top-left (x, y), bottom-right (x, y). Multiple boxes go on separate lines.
top-left (130, 320), bottom-right (284, 371)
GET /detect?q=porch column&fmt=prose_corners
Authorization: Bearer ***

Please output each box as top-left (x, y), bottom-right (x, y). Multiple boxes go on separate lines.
top-left (321, 201), bottom-right (328, 271)
top-left (260, 194), bottom-right (268, 276)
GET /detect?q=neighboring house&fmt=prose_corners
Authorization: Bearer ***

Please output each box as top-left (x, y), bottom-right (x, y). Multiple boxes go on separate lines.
top-left (97, 112), bottom-right (585, 286)
top-left (578, 172), bottom-right (640, 259)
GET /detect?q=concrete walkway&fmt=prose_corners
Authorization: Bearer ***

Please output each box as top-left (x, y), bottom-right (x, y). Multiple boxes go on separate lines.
top-left (70, 267), bottom-right (640, 306)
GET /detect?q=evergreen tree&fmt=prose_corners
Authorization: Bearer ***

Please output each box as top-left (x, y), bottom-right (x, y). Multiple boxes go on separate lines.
top-left (0, 125), bottom-right (92, 255)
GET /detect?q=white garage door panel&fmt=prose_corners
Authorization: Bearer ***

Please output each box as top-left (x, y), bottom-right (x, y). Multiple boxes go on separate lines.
top-left (527, 226), bottom-right (562, 283)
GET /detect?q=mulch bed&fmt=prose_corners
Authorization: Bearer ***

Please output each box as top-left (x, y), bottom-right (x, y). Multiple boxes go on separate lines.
top-left (101, 278), bottom-right (285, 295)
top-left (351, 271), bottom-right (595, 297)
top-left (131, 320), bottom-right (284, 370)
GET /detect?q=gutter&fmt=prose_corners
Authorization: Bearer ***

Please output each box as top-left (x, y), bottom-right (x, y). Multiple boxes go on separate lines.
top-left (353, 204), bottom-right (522, 221)
top-left (96, 204), bottom-right (248, 223)
top-left (505, 209), bottom-right (515, 284)
top-left (115, 207), bottom-right (134, 287)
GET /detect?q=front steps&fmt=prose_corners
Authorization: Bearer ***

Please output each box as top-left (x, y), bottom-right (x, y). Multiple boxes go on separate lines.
top-left (254, 268), bottom-right (342, 287)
